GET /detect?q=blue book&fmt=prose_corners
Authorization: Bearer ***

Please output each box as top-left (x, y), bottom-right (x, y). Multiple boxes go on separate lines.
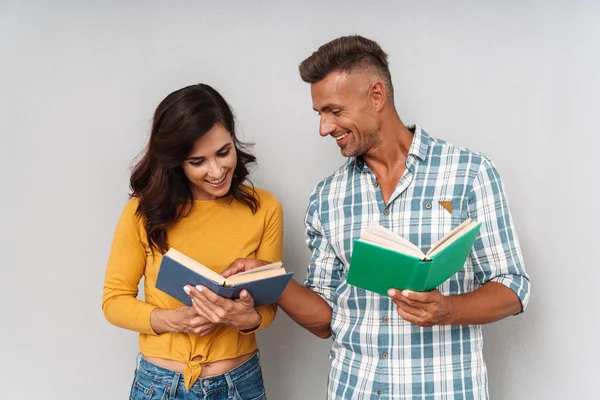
top-left (155, 248), bottom-right (293, 307)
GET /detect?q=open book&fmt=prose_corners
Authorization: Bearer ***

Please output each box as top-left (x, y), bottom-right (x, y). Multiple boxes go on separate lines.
top-left (155, 248), bottom-right (294, 306)
top-left (347, 219), bottom-right (482, 294)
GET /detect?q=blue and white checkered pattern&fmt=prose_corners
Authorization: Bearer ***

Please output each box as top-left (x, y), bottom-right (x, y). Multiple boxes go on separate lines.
top-left (304, 125), bottom-right (530, 399)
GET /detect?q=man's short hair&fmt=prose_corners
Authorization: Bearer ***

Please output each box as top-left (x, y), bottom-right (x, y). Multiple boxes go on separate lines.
top-left (299, 35), bottom-right (394, 104)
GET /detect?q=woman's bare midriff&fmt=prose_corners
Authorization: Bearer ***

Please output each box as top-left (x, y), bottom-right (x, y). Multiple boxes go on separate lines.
top-left (144, 351), bottom-right (256, 377)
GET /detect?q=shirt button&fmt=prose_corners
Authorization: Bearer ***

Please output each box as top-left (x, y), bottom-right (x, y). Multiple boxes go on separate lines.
top-left (377, 391), bottom-right (381, 396)
top-left (425, 203), bottom-right (432, 209)
top-left (373, 180), bottom-right (379, 187)
top-left (383, 210), bottom-right (390, 215)
top-left (383, 317), bottom-right (389, 323)
top-left (382, 352), bottom-right (388, 359)
top-left (203, 380), bottom-right (211, 387)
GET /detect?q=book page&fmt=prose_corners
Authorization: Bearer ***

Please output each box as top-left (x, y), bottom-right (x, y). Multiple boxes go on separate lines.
top-left (224, 261), bottom-right (283, 278)
top-left (426, 219), bottom-right (477, 257)
top-left (360, 222), bottom-right (424, 258)
top-left (360, 231), bottom-right (424, 258)
top-left (166, 248), bottom-right (226, 285)
top-left (225, 263), bottom-right (286, 285)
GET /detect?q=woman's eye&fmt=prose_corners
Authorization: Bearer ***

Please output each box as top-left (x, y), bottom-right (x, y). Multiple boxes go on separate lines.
top-left (189, 160), bottom-right (204, 167)
top-left (217, 150), bottom-right (230, 158)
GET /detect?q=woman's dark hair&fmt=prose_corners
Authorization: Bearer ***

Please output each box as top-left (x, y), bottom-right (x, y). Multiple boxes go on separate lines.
top-left (130, 83), bottom-right (258, 254)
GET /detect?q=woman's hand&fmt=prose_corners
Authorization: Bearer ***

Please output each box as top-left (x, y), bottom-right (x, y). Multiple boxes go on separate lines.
top-left (221, 258), bottom-right (271, 278)
top-left (185, 285), bottom-right (262, 332)
top-left (150, 306), bottom-right (217, 336)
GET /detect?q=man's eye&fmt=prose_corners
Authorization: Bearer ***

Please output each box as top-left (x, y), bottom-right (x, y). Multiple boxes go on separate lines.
top-left (332, 110), bottom-right (342, 116)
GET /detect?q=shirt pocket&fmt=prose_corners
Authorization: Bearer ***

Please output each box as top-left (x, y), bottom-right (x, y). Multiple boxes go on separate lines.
top-left (423, 198), bottom-right (475, 295)
top-left (416, 198), bottom-right (463, 249)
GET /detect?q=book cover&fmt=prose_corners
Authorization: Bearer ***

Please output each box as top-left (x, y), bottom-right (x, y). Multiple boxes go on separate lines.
top-left (347, 220), bottom-right (481, 295)
top-left (155, 251), bottom-right (294, 307)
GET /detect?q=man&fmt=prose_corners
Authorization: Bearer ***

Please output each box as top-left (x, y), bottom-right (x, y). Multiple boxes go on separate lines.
top-left (224, 35), bottom-right (530, 399)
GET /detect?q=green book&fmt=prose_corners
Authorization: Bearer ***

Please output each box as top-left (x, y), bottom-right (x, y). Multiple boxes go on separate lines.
top-left (347, 219), bottom-right (482, 295)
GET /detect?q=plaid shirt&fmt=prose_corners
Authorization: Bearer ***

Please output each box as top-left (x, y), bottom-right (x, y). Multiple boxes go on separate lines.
top-left (304, 125), bottom-right (530, 400)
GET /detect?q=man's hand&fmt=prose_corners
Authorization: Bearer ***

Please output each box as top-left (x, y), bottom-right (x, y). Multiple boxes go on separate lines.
top-left (221, 258), bottom-right (271, 278)
top-left (150, 306), bottom-right (217, 336)
top-left (185, 285), bottom-right (262, 331)
top-left (388, 288), bottom-right (453, 327)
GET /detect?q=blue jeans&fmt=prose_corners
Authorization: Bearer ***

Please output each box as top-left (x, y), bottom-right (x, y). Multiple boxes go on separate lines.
top-left (129, 352), bottom-right (266, 400)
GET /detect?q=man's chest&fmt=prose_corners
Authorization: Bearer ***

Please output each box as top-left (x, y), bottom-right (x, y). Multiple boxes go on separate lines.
top-left (320, 178), bottom-right (468, 266)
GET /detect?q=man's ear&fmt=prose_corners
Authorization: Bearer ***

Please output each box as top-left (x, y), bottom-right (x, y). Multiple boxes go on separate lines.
top-left (370, 81), bottom-right (387, 112)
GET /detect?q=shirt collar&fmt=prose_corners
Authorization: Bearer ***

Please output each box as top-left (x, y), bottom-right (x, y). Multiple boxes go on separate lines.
top-left (407, 124), bottom-right (430, 162)
top-left (351, 124), bottom-right (430, 171)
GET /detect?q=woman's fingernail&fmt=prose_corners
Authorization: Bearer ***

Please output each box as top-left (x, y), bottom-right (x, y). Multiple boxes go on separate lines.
top-left (195, 285), bottom-right (203, 292)
top-left (183, 286), bottom-right (190, 294)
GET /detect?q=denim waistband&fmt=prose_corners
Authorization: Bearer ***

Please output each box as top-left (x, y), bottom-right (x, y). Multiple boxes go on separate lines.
top-left (137, 351), bottom-right (260, 391)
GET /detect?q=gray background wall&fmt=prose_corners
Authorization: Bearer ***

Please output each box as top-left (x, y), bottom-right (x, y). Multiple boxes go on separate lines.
top-left (1, 1), bottom-right (598, 398)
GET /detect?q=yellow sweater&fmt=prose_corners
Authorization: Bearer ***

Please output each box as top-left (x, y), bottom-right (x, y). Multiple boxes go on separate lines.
top-left (102, 188), bottom-right (282, 390)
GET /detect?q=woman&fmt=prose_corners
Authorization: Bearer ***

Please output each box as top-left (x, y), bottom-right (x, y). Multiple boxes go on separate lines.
top-left (102, 83), bottom-right (282, 399)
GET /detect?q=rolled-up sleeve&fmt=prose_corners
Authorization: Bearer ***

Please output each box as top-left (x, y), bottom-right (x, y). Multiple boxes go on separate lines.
top-left (303, 185), bottom-right (344, 308)
top-left (468, 158), bottom-right (531, 312)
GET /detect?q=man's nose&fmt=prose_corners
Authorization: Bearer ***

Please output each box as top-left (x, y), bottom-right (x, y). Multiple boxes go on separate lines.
top-left (319, 116), bottom-right (336, 137)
